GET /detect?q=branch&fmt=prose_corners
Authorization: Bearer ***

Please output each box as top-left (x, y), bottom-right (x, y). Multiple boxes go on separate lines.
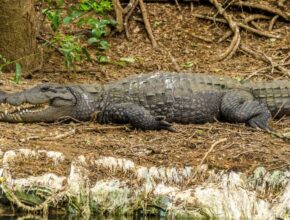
top-left (209, 0), bottom-right (241, 60)
top-left (139, 0), bottom-right (158, 48)
top-left (232, 1), bottom-right (290, 21)
top-left (192, 14), bottom-right (281, 39)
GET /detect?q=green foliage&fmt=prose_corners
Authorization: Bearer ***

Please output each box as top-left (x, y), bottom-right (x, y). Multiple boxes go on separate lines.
top-left (42, 9), bottom-right (61, 31)
top-left (42, 0), bottom-right (115, 68)
top-left (98, 55), bottom-right (110, 63)
top-left (52, 34), bottom-right (83, 69)
top-left (63, 0), bottom-right (112, 24)
top-left (12, 63), bottom-right (22, 84)
top-left (0, 54), bottom-right (22, 83)
top-left (0, 54), bottom-right (10, 73)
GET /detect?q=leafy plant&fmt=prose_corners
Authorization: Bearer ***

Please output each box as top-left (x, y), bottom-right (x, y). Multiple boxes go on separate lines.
top-left (42, 9), bottom-right (61, 31)
top-left (12, 63), bottom-right (22, 84)
top-left (98, 55), bottom-right (110, 63)
top-left (0, 54), bottom-right (22, 83)
top-left (86, 18), bottom-right (115, 49)
top-left (0, 54), bottom-right (10, 73)
top-left (52, 34), bottom-right (84, 69)
top-left (42, 0), bottom-right (115, 68)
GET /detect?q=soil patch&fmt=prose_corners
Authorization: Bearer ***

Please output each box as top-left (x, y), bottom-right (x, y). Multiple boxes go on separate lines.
top-left (7, 153), bottom-right (71, 179)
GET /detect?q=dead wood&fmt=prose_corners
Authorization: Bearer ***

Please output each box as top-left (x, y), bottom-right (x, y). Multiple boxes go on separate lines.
top-left (269, 15), bottom-right (279, 31)
top-left (240, 45), bottom-right (290, 78)
top-left (112, 0), bottom-right (157, 47)
top-left (112, 0), bottom-right (124, 32)
top-left (193, 14), bottom-right (281, 39)
top-left (231, 1), bottom-right (289, 21)
top-left (111, 0), bottom-right (288, 61)
top-left (124, 0), bottom-right (139, 38)
top-left (139, 0), bottom-right (158, 48)
top-left (209, 0), bottom-right (241, 60)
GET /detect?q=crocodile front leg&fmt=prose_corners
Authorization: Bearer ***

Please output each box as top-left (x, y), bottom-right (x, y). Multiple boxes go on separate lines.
top-left (100, 103), bottom-right (174, 131)
top-left (221, 91), bottom-right (272, 130)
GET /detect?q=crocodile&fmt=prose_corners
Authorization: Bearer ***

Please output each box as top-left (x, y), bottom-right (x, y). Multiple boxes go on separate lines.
top-left (0, 72), bottom-right (289, 131)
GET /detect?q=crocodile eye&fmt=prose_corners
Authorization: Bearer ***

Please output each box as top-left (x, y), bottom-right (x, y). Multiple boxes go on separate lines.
top-left (40, 86), bottom-right (50, 92)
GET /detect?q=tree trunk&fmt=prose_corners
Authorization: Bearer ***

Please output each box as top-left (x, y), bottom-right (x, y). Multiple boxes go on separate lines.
top-left (0, 0), bottom-right (41, 72)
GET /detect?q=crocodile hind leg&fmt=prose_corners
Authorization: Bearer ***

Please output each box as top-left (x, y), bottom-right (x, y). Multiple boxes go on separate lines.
top-left (100, 103), bottom-right (175, 131)
top-left (221, 91), bottom-right (272, 130)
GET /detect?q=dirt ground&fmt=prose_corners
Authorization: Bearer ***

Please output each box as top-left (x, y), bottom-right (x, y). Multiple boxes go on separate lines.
top-left (0, 2), bottom-right (290, 181)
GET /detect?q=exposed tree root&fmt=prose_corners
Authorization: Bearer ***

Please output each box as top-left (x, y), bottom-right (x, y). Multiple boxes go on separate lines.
top-left (243, 14), bottom-right (270, 23)
top-left (242, 14), bottom-right (270, 31)
top-left (112, 0), bottom-right (124, 32)
top-left (174, 0), bottom-right (182, 11)
top-left (110, 0), bottom-right (289, 62)
top-left (209, 0), bottom-right (241, 60)
top-left (112, 0), bottom-right (157, 47)
top-left (192, 14), bottom-right (281, 39)
top-left (139, 0), bottom-right (158, 48)
top-left (124, 0), bottom-right (139, 38)
top-left (240, 44), bottom-right (290, 78)
top-left (231, 1), bottom-right (289, 21)
top-left (218, 30), bottom-right (232, 43)
top-left (269, 15), bottom-right (279, 31)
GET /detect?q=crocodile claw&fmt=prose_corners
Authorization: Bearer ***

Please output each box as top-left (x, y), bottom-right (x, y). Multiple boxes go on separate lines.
top-left (247, 117), bottom-right (273, 131)
top-left (155, 116), bottom-right (176, 132)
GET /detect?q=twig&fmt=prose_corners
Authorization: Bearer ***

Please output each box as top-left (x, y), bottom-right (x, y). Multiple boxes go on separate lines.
top-left (123, 0), bottom-right (136, 14)
top-left (240, 44), bottom-right (268, 63)
top-left (191, 33), bottom-right (213, 43)
top-left (20, 129), bottom-right (76, 142)
top-left (267, 163), bottom-right (290, 171)
top-left (35, 68), bottom-right (106, 76)
top-left (138, 0), bottom-right (157, 48)
top-left (241, 45), bottom-right (290, 77)
top-left (209, 0), bottom-right (241, 60)
top-left (269, 15), bottom-right (279, 31)
top-left (186, 138), bottom-right (227, 187)
top-left (198, 138), bottom-right (227, 167)
top-left (37, 36), bottom-right (63, 56)
top-left (282, 52), bottom-right (290, 63)
top-left (266, 130), bottom-right (290, 142)
top-left (185, 138), bottom-right (227, 186)
top-left (278, 0), bottom-right (286, 8)
top-left (232, 1), bottom-right (289, 21)
top-left (243, 65), bottom-right (273, 80)
top-left (243, 14), bottom-right (271, 23)
top-left (193, 13), bottom-right (225, 23)
top-left (174, 0), bottom-right (182, 11)
top-left (82, 125), bottom-right (129, 132)
top-left (192, 14), bottom-right (280, 39)
top-left (236, 23), bottom-right (280, 39)
top-left (124, 0), bottom-right (139, 38)
top-left (218, 30), bottom-right (232, 43)
top-left (252, 21), bottom-right (264, 31)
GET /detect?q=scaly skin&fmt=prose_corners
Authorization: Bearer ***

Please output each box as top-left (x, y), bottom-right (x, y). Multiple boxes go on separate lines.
top-left (0, 72), bottom-right (289, 131)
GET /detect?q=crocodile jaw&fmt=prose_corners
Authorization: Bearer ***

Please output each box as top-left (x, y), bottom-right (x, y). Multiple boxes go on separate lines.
top-left (0, 103), bottom-right (72, 123)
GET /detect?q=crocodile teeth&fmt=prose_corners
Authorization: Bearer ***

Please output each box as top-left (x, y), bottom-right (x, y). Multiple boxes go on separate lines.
top-left (0, 102), bottom-right (48, 116)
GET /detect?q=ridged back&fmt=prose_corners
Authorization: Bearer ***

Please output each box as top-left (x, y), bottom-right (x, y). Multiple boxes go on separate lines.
top-left (243, 80), bottom-right (290, 117)
top-left (105, 72), bottom-right (290, 118)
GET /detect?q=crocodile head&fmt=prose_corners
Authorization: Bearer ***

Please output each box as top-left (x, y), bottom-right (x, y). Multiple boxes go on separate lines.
top-left (0, 84), bottom-right (84, 123)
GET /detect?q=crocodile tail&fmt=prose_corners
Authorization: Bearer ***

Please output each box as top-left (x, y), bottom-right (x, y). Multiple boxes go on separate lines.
top-left (243, 80), bottom-right (290, 118)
